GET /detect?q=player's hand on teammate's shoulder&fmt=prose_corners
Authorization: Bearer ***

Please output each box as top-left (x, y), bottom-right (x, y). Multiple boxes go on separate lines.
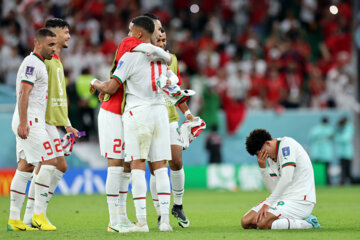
top-left (18, 122), bottom-right (29, 139)
top-left (65, 126), bottom-right (79, 138)
top-left (257, 150), bottom-right (268, 168)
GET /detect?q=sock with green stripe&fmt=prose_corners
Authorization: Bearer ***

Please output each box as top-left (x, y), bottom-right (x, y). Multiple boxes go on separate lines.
top-left (106, 166), bottom-right (121, 226)
top-left (44, 169), bottom-right (64, 214)
top-left (131, 169), bottom-right (147, 225)
top-left (34, 165), bottom-right (55, 215)
top-left (119, 168), bottom-right (130, 223)
top-left (9, 170), bottom-right (32, 220)
top-left (150, 174), bottom-right (160, 217)
top-left (23, 172), bottom-right (36, 225)
top-left (154, 167), bottom-right (171, 224)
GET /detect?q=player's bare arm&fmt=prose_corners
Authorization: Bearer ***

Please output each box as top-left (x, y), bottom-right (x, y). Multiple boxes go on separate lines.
top-left (178, 102), bottom-right (195, 121)
top-left (89, 78), bottom-right (121, 95)
top-left (17, 83), bottom-right (33, 139)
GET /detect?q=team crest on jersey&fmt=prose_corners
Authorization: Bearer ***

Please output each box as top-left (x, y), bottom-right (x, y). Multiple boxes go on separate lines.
top-left (25, 66), bottom-right (34, 77)
top-left (117, 60), bottom-right (124, 70)
top-left (282, 147), bottom-right (290, 156)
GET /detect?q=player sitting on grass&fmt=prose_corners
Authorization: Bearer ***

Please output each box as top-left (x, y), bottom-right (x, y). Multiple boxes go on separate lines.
top-left (242, 129), bottom-right (321, 230)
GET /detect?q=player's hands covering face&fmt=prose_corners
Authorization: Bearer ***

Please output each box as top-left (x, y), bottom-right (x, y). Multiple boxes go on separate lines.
top-left (257, 149), bottom-right (268, 168)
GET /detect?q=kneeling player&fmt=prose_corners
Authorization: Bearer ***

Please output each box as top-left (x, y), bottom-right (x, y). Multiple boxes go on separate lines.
top-left (242, 129), bottom-right (321, 230)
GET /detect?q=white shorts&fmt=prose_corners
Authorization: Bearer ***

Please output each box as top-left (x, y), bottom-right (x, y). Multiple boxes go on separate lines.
top-left (98, 108), bottom-right (124, 159)
top-left (45, 124), bottom-right (64, 158)
top-left (251, 199), bottom-right (314, 220)
top-left (123, 105), bottom-right (171, 162)
top-left (13, 120), bottom-right (56, 165)
top-left (170, 121), bottom-right (182, 146)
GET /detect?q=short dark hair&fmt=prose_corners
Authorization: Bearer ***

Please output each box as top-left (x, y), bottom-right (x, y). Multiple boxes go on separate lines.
top-left (131, 16), bottom-right (154, 35)
top-left (45, 18), bottom-right (70, 29)
top-left (246, 129), bottom-right (272, 156)
top-left (35, 28), bottom-right (56, 39)
top-left (143, 13), bottom-right (159, 20)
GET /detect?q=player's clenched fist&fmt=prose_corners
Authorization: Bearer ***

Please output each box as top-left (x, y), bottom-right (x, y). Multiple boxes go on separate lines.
top-left (18, 122), bottom-right (29, 139)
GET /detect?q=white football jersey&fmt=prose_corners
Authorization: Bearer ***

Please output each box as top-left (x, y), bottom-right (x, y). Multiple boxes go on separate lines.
top-left (13, 53), bottom-right (48, 124)
top-left (267, 137), bottom-right (316, 203)
top-left (112, 52), bottom-right (167, 111)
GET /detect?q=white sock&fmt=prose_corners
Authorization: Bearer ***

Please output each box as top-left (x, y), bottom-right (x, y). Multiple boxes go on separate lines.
top-left (9, 170), bottom-right (32, 220)
top-left (271, 218), bottom-right (313, 229)
top-left (23, 173), bottom-right (36, 224)
top-left (131, 169), bottom-right (147, 225)
top-left (44, 169), bottom-right (64, 214)
top-left (106, 166), bottom-right (121, 226)
top-left (34, 165), bottom-right (55, 215)
top-left (170, 168), bottom-right (185, 205)
top-left (154, 167), bottom-right (171, 224)
top-left (118, 168), bottom-right (130, 223)
top-left (150, 174), bottom-right (160, 217)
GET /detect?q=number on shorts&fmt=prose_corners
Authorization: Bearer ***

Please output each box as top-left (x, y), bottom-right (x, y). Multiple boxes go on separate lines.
top-left (114, 139), bottom-right (122, 153)
top-left (43, 141), bottom-right (53, 156)
top-left (54, 138), bottom-right (62, 152)
top-left (150, 61), bottom-right (162, 91)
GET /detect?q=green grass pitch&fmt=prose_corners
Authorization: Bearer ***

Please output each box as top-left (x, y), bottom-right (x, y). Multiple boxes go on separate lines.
top-left (1, 187), bottom-right (359, 239)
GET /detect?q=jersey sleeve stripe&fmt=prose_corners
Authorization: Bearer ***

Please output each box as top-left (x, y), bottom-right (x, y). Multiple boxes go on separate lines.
top-left (270, 173), bottom-right (277, 177)
top-left (21, 80), bottom-right (34, 86)
top-left (282, 162), bottom-right (296, 168)
top-left (111, 75), bottom-right (123, 84)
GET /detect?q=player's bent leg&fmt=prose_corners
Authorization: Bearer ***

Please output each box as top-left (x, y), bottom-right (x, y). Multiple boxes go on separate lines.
top-left (32, 160), bottom-right (57, 231)
top-left (241, 210), bottom-right (258, 229)
top-left (257, 212), bottom-right (278, 229)
top-left (168, 145), bottom-right (189, 228)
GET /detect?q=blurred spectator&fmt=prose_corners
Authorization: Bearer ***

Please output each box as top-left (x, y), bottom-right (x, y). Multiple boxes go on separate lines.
top-left (334, 117), bottom-right (354, 185)
top-left (307, 65), bottom-right (327, 108)
top-left (309, 117), bottom-right (334, 185)
top-left (205, 124), bottom-right (222, 164)
top-left (74, 68), bottom-right (98, 141)
top-left (3, 46), bottom-right (22, 87)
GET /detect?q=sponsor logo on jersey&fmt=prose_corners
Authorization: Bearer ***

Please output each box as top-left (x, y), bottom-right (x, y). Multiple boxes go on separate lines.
top-left (25, 66), bottom-right (34, 77)
top-left (282, 146), bottom-right (290, 156)
top-left (117, 60), bottom-right (124, 70)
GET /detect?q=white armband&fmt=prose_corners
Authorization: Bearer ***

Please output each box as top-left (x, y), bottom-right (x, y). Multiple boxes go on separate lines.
top-left (184, 109), bottom-right (191, 116)
top-left (90, 78), bottom-right (97, 86)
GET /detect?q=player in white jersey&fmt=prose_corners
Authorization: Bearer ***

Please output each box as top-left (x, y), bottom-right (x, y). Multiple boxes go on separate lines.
top-left (242, 129), bottom-right (321, 230)
top-left (91, 16), bottom-right (173, 232)
top-left (8, 28), bottom-right (56, 231)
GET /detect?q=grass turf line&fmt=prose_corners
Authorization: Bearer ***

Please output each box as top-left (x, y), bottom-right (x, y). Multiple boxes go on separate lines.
top-left (0, 187), bottom-right (359, 239)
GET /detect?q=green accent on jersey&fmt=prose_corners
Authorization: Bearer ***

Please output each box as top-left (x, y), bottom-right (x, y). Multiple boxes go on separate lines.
top-left (277, 201), bottom-right (285, 206)
top-left (111, 75), bottom-right (122, 84)
top-left (33, 52), bottom-right (44, 62)
top-left (282, 162), bottom-right (296, 168)
top-left (167, 54), bottom-right (180, 123)
top-left (45, 57), bottom-right (69, 126)
top-left (21, 80), bottom-right (34, 85)
top-left (275, 140), bottom-right (281, 161)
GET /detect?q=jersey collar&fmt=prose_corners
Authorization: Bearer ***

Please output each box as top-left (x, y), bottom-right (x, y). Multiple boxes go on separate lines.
top-left (32, 52), bottom-right (44, 62)
top-left (274, 140), bottom-right (281, 162)
top-left (53, 53), bottom-right (60, 60)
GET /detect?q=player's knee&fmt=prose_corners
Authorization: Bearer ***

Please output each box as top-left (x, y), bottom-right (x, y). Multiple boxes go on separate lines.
top-left (169, 158), bottom-right (182, 170)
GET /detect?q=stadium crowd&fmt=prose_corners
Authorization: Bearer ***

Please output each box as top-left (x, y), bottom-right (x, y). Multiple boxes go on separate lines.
top-left (0, 0), bottom-right (357, 135)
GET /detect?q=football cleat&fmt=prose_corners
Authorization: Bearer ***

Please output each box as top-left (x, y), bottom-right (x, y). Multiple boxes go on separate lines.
top-left (159, 222), bottom-right (173, 232)
top-left (172, 204), bottom-right (190, 228)
top-left (306, 215), bottom-right (321, 229)
top-left (7, 219), bottom-right (38, 231)
top-left (128, 222), bottom-right (149, 233)
top-left (107, 223), bottom-right (132, 233)
top-left (31, 213), bottom-right (56, 231)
